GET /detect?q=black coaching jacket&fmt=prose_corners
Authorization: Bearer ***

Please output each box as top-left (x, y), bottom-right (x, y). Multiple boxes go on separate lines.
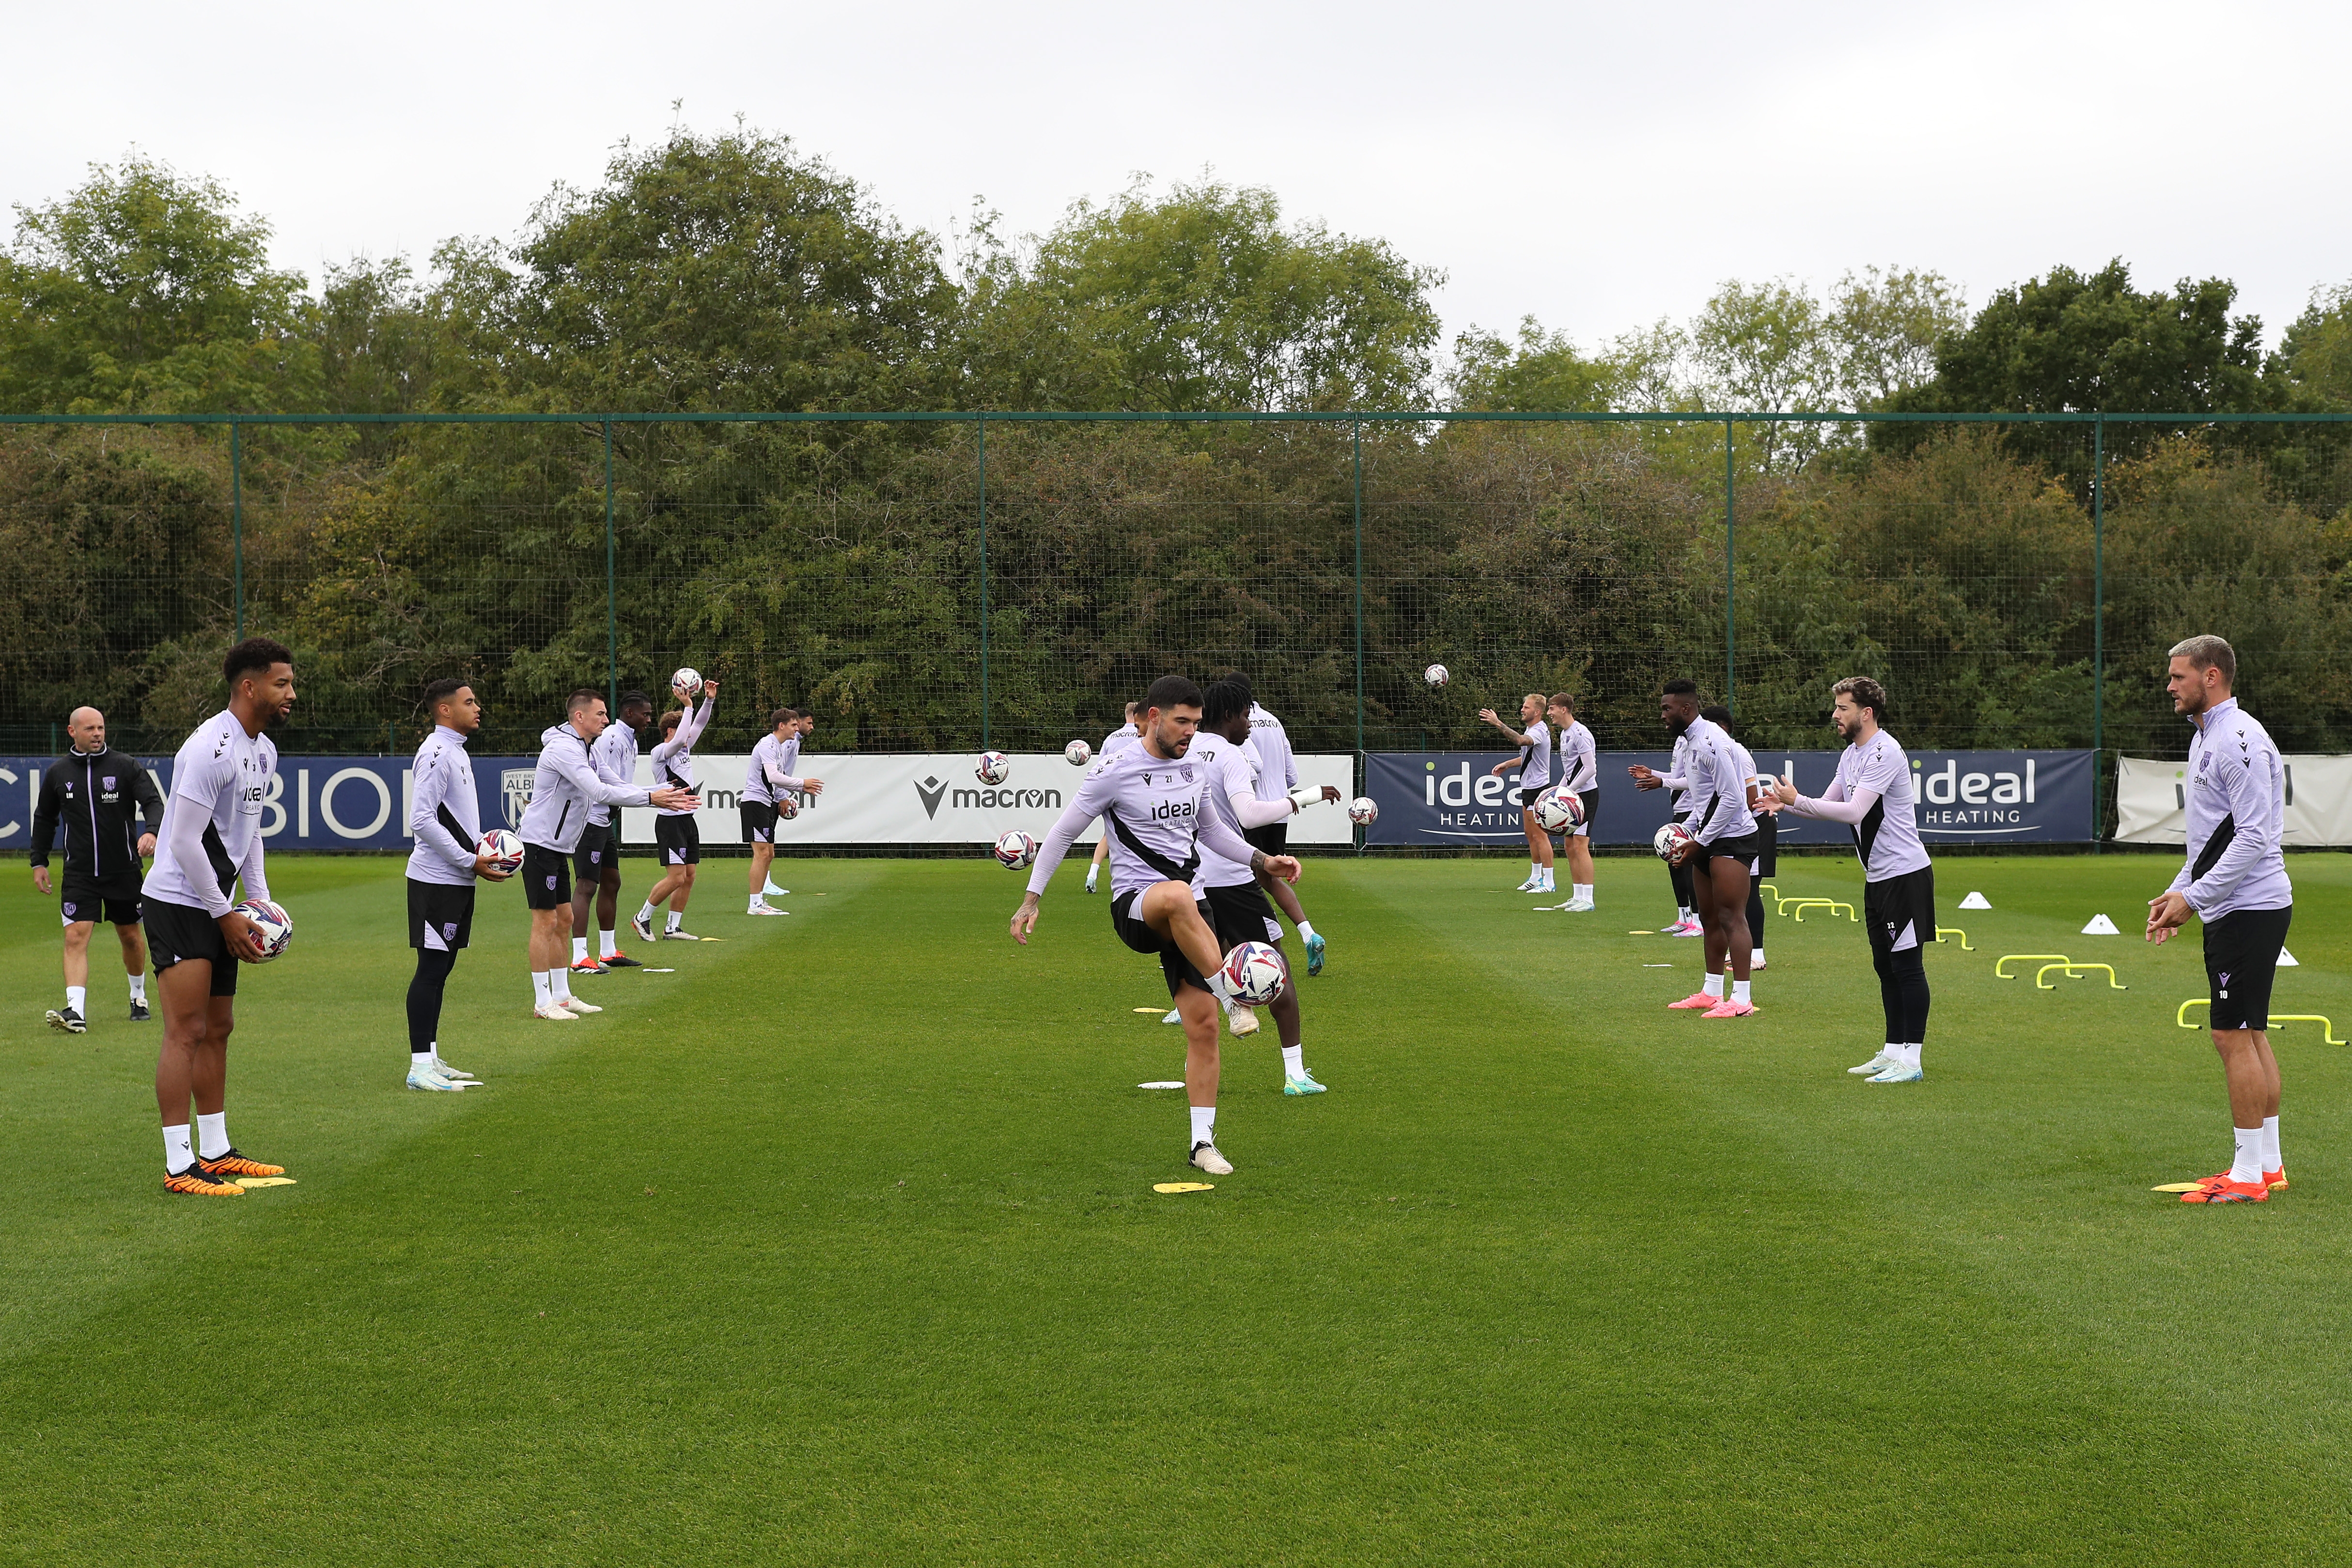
top-left (30, 747), bottom-right (165, 883)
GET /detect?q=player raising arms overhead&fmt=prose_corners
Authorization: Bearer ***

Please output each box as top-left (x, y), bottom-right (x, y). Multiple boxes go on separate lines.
top-left (141, 638), bottom-right (297, 1197)
top-left (1631, 680), bottom-right (1760, 1018)
top-left (633, 678), bottom-right (717, 942)
top-left (1011, 675), bottom-right (1304, 1177)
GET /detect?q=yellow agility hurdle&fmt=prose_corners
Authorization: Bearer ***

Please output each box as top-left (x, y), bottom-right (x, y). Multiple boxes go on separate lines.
top-left (1995, 954), bottom-right (2074, 979)
top-left (2036, 962), bottom-right (2125, 990)
top-left (2175, 997), bottom-right (2345, 1044)
top-left (1935, 927), bottom-right (1973, 950)
top-left (1789, 900), bottom-right (1856, 922)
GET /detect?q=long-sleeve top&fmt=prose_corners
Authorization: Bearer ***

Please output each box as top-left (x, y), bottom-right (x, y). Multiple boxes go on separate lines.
top-left (587, 719), bottom-right (640, 828)
top-left (650, 694), bottom-right (713, 817)
top-left (2166, 697), bottom-right (2292, 919)
top-left (1026, 742), bottom-right (1262, 900)
top-left (519, 723), bottom-right (657, 854)
top-left (1782, 729), bottom-right (1931, 882)
top-left (1678, 716), bottom-right (1757, 845)
top-left (141, 711), bottom-right (273, 916)
top-left (1660, 734), bottom-right (1691, 811)
top-left (1192, 735), bottom-right (1301, 892)
top-left (744, 732), bottom-right (808, 806)
top-left (1556, 720), bottom-right (1596, 792)
top-left (1246, 703), bottom-right (1298, 802)
top-left (405, 725), bottom-right (481, 886)
top-left (31, 745), bottom-right (164, 881)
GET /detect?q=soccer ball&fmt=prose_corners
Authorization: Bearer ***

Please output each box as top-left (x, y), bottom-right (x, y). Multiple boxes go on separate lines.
top-left (993, 829), bottom-right (1038, 870)
top-left (976, 750), bottom-right (1012, 785)
top-left (671, 667), bottom-right (702, 698)
top-left (1653, 821), bottom-right (1696, 861)
top-left (1064, 739), bottom-right (1092, 767)
top-left (1222, 940), bottom-right (1287, 1006)
top-left (234, 898), bottom-right (293, 963)
top-left (476, 828), bottom-right (524, 872)
top-left (1533, 785), bottom-right (1585, 833)
top-left (1347, 796), bottom-right (1380, 825)
top-left (1424, 664), bottom-right (1449, 688)
top-left (775, 795), bottom-right (800, 821)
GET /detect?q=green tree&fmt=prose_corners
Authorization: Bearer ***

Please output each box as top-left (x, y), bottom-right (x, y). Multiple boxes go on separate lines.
top-left (2280, 279), bottom-right (2352, 411)
top-left (1825, 266), bottom-right (1967, 410)
top-left (0, 155), bottom-right (315, 413)
top-left (1445, 317), bottom-right (1688, 414)
top-left (958, 177), bottom-right (1443, 411)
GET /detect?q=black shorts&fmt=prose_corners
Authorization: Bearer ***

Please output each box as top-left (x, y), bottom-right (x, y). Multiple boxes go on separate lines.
top-left (1752, 810), bottom-right (1778, 878)
top-left (521, 842), bottom-right (573, 910)
top-left (739, 801), bottom-right (779, 844)
top-left (1511, 784), bottom-right (1549, 812)
top-left (143, 896), bottom-right (238, 996)
top-left (1111, 888), bottom-right (1213, 998)
top-left (59, 872), bottom-right (142, 927)
top-left (1692, 832), bottom-right (1760, 871)
top-left (1200, 878), bottom-right (1284, 953)
top-left (572, 821), bottom-right (617, 884)
top-left (407, 878), bottom-right (477, 952)
top-left (1573, 789), bottom-right (1599, 838)
top-left (2205, 905), bottom-right (2292, 1031)
top-left (1864, 866), bottom-right (1937, 955)
top-left (1242, 821), bottom-right (1288, 857)
top-left (655, 814), bottom-right (701, 867)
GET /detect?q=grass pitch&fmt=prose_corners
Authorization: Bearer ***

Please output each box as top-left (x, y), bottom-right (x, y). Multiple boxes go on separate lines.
top-left (6, 850), bottom-right (2352, 1565)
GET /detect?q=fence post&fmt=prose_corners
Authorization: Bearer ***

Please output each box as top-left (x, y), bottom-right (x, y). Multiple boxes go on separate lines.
top-left (2092, 414), bottom-right (2105, 848)
top-left (604, 420), bottom-right (618, 712)
top-left (1724, 418), bottom-right (1736, 714)
top-left (230, 419), bottom-right (244, 641)
top-left (1353, 419), bottom-right (1364, 762)
top-left (977, 416), bottom-right (990, 749)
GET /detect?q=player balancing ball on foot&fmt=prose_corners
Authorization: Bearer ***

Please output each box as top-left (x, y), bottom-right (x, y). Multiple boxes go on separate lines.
top-left (1533, 784), bottom-right (1586, 834)
top-left (476, 828), bottom-right (524, 874)
top-left (670, 667), bottom-right (702, 699)
top-left (993, 830), bottom-right (1038, 870)
top-left (976, 750), bottom-right (1011, 785)
top-left (1064, 739), bottom-right (1092, 766)
top-left (1222, 940), bottom-right (1288, 1006)
top-left (233, 899), bottom-right (294, 963)
top-left (1424, 664), bottom-right (1449, 688)
top-left (1348, 795), bottom-right (1380, 825)
top-left (1653, 821), bottom-right (1696, 861)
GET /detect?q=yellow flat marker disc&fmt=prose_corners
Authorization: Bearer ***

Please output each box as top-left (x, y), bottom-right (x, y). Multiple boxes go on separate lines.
top-left (1132, 1008), bottom-right (1163, 1014)
top-left (234, 1176), bottom-right (297, 1188)
top-left (1153, 1182), bottom-right (1214, 1194)
top-left (2151, 1182), bottom-right (2209, 1192)
top-left (1628, 930), bottom-right (1656, 936)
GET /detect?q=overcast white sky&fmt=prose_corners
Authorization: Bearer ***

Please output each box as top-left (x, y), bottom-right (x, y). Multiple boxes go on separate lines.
top-left (8, 0), bottom-right (2346, 362)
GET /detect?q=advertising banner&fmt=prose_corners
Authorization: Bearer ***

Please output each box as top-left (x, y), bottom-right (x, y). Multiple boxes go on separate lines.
top-left (2115, 754), bottom-right (2352, 847)
top-left (1362, 749), bottom-right (2096, 848)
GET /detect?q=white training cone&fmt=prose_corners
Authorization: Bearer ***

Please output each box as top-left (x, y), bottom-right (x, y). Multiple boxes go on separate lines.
top-left (2081, 913), bottom-right (2120, 935)
top-left (2278, 948), bottom-right (2300, 967)
top-left (1958, 891), bottom-right (1992, 910)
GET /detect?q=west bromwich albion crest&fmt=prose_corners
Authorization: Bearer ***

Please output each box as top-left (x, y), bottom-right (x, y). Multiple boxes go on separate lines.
top-left (502, 768), bottom-right (535, 829)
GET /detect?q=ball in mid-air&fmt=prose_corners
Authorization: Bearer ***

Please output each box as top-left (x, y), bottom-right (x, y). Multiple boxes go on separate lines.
top-left (1064, 739), bottom-right (1092, 767)
top-left (1347, 796), bottom-right (1379, 825)
top-left (671, 667), bottom-right (702, 699)
top-left (1652, 821), bottom-right (1695, 861)
top-left (1532, 785), bottom-right (1585, 833)
top-left (993, 829), bottom-right (1038, 870)
top-left (234, 898), bottom-right (293, 963)
top-left (1424, 664), bottom-right (1449, 688)
top-left (1222, 940), bottom-right (1288, 1006)
top-left (476, 828), bottom-right (524, 872)
top-left (976, 750), bottom-right (1012, 785)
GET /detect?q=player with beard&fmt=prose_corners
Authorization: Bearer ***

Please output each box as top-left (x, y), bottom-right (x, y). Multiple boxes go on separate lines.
top-left (1085, 700), bottom-right (1145, 894)
top-left (1631, 680), bottom-right (1760, 1018)
top-left (140, 638), bottom-right (297, 1196)
top-left (32, 705), bottom-right (163, 1032)
top-left (570, 689), bottom-right (653, 976)
top-left (1771, 677), bottom-right (1932, 1082)
top-left (1012, 675), bottom-right (1303, 1176)
top-left (1480, 694), bottom-right (1555, 895)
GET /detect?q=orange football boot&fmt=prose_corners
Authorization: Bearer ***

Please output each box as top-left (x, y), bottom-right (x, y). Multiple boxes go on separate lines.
top-left (164, 1167), bottom-right (246, 1197)
top-left (194, 1148), bottom-right (286, 1179)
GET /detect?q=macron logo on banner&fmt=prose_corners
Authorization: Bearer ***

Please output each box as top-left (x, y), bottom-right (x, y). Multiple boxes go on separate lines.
top-left (914, 776), bottom-right (948, 819)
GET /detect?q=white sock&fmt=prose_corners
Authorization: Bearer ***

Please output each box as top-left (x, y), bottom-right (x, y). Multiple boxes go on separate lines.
top-left (1295, 921), bottom-right (1318, 944)
top-left (532, 971), bottom-right (554, 1008)
top-left (1207, 971), bottom-right (1236, 1005)
top-left (66, 985), bottom-right (86, 1013)
top-left (2261, 1114), bottom-right (2281, 1172)
top-left (1189, 1104), bottom-right (1216, 1147)
top-left (1575, 885), bottom-right (1593, 900)
top-left (2230, 1125), bottom-right (2264, 1185)
top-left (1281, 1044), bottom-right (1305, 1079)
top-left (571, 936), bottom-right (588, 963)
top-left (1732, 978), bottom-right (1752, 1003)
top-left (196, 1111), bottom-right (229, 1160)
top-left (1085, 865), bottom-right (1098, 887)
top-left (1703, 972), bottom-right (1725, 999)
top-left (748, 894), bottom-right (764, 910)
top-left (163, 1123), bottom-right (193, 1172)
top-left (666, 910), bottom-right (683, 932)
top-left (411, 1050), bottom-right (435, 1069)
top-left (550, 967), bottom-right (575, 1003)
top-left (1899, 1043), bottom-right (1922, 1069)
top-left (1751, 948), bottom-right (1766, 965)
top-left (127, 973), bottom-right (146, 1003)
top-left (1528, 862), bottom-right (1540, 881)
top-left (1678, 906), bottom-right (1693, 923)
top-left (599, 929), bottom-right (618, 958)
top-left (637, 901), bottom-right (656, 924)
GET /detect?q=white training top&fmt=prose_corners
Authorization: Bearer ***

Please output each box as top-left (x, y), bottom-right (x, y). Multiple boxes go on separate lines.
top-left (142, 710), bottom-right (275, 916)
top-left (1516, 719), bottom-right (1552, 791)
top-left (1101, 722), bottom-right (1142, 760)
top-left (649, 694), bottom-right (713, 817)
top-left (744, 731), bottom-right (807, 806)
top-left (2166, 697), bottom-right (2292, 919)
top-left (1027, 740), bottom-right (1263, 901)
top-left (1667, 733), bottom-right (1690, 811)
top-left (406, 725), bottom-right (481, 887)
top-left (1556, 719), bottom-right (1595, 792)
top-left (1246, 703), bottom-right (1298, 802)
top-left (1830, 731), bottom-right (1932, 882)
top-left (520, 723), bottom-right (655, 853)
top-left (1679, 715), bottom-right (1757, 846)
top-left (1191, 734), bottom-right (1268, 893)
top-left (587, 718), bottom-right (639, 829)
